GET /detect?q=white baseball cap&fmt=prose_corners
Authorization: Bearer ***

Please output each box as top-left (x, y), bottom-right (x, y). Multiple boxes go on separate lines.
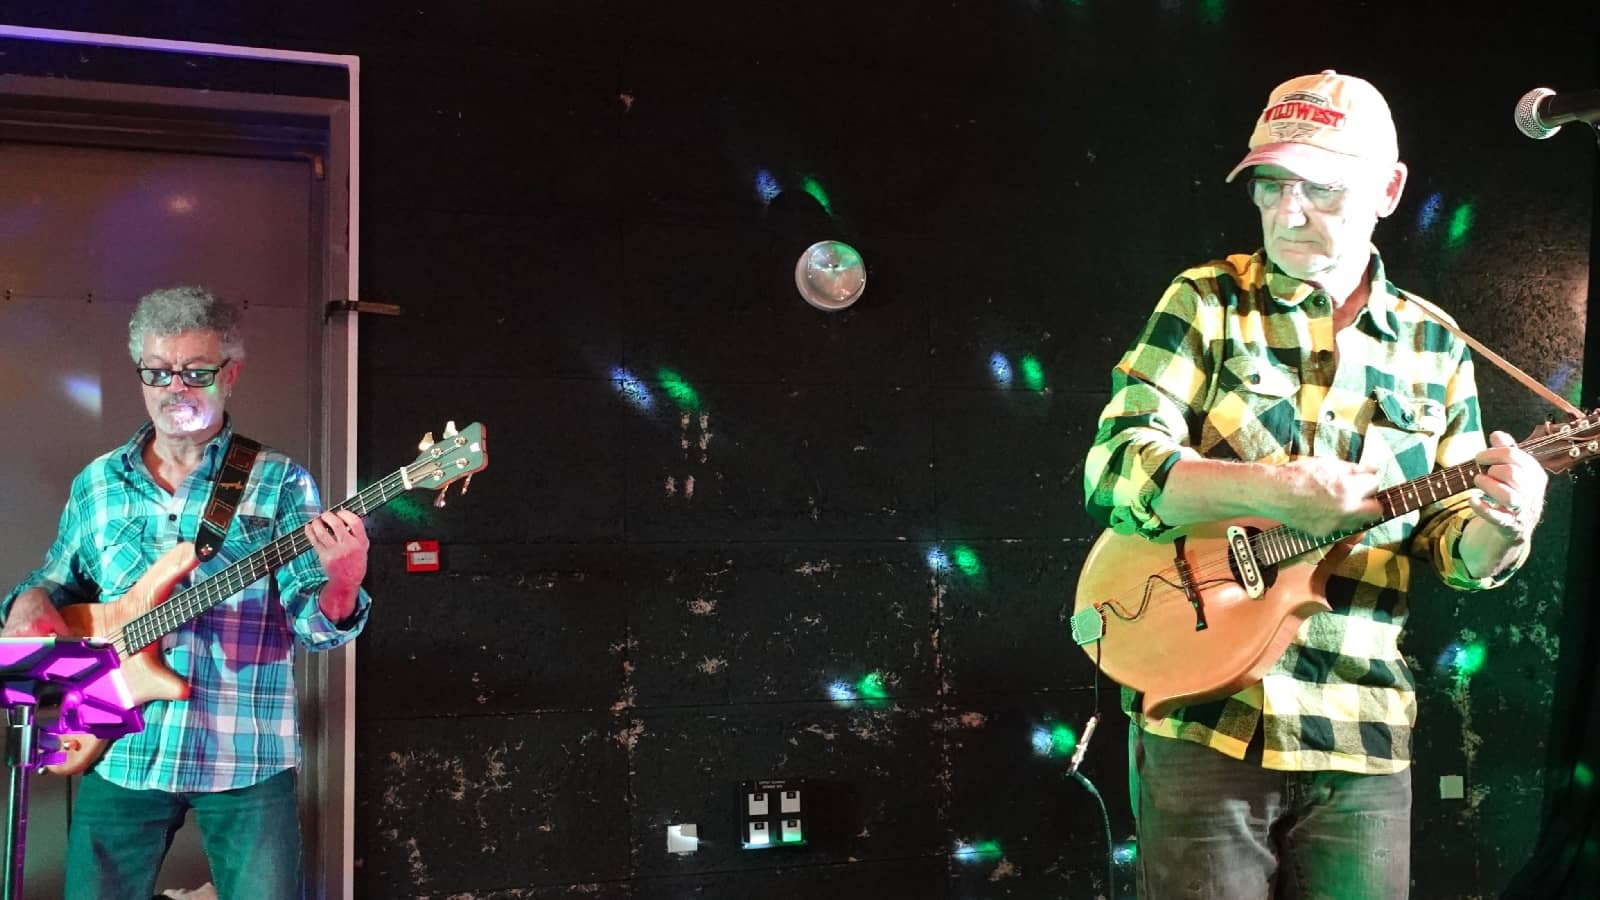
top-left (1225, 70), bottom-right (1400, 184)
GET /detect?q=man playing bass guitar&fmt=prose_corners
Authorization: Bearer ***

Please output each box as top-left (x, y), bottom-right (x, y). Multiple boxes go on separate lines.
top-left (1, 286), bottom-right (371, 900)
top-left (1081, 71), bottom-right (1550, 900)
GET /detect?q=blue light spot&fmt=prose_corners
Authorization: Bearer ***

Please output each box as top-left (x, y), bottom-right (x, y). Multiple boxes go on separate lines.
top-left (1435, 642), bottom-right (1461, 672)
top-left (1549, 361), bottom-right (1579, 395)
top-left (1417, 192), bottom-right (1443, 233)
top-left (610, 367), bottom-right (654, 410)
top-left (61, 374), bottom-right (101, 416)
top-left (926, 547), bottom-right (949, 571)
top-left (755, 168), bottom-right (781, 204)
top-left (989, 352), bottom-right (1014, 387)
top-left (1030, 727), bottom-right (1054, 756)
top-left (827, 680), bottom-right (856, 702)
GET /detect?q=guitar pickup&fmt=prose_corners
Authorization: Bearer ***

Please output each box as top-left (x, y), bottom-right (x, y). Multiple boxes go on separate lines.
top-left (1225, 525), bottom-right (1265, 599)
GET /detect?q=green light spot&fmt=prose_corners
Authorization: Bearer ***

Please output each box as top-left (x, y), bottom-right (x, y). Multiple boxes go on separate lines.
top-left (1576, 762), bottom-right (1594, 790)
top-left (1446, 202), bottom-right (1475, 246)
top-left (952, 545), bottom-right (984, 576)
top-left (1199, 0), bottom-right (1226, 24)
top-left (1455, 642), bottom-right (1487, 677)
top-left (974, 839), bottom-right (1002, 857)
top-left (1051, 722), bottom-right (1078, 757)
top-left (801, 176), bottom-right (833, 216)
top-left (385, 493), bottom-right (433, 529)
top-left (1019, 354), bottom-right (1045, 392)
top-left (782, 831), bottom-right (804, 843)
top-left (657, 368), bottom-right (701, 411)
top-left (857, 671), bottom-right (888, 703)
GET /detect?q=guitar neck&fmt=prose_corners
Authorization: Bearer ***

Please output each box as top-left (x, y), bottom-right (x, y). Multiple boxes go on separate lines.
top-left (1253, 459), bottom-right (1485, 566)
top-left (123, 467), bottom-right (411, 649)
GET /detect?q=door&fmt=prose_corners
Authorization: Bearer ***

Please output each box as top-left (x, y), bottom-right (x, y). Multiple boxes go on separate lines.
top-left (0, 77), bottom-right (348, 897)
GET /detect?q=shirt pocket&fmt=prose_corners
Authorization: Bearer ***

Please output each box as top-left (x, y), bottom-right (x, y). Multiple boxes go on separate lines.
top-left (211, 512), bottom-right (274, 570)
top-left (201, 512), bottom-right (277, 619)
top-left (1361, 387), bottom-right (1446, 481)
top-left (94, 517), bottom-right (155, 601)
top-left (1203, 354), bottom-right (1301, 462)
top-left (1221, 355), bottom-right (1297, 398)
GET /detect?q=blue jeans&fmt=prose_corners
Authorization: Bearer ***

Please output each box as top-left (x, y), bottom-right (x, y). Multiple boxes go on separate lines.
top-left (1132, 728), bottom-right (1411, 900)
top-left (65, 768), bottom-right (303, 900)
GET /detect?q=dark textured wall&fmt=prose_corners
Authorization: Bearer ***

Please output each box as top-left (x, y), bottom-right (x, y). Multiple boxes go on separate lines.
top-left (3, 2), bottom-right (1597, 897)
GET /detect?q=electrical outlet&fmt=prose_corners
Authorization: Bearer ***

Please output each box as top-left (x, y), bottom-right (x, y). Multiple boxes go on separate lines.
top-left (739, 778), bottom-right (808, 849)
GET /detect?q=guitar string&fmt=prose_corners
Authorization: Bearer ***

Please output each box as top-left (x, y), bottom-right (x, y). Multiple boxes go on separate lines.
top-left (102, 467), bottom-right (418, 653)
top-left (1092, 427), bottom-right (1592, 621)
top-left (1159, 432), bottom-right (1586, 591)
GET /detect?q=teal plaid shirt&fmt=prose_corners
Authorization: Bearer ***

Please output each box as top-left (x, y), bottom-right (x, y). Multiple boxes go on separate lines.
top-left (3, 416), bottom-right (369, 792)
top-left (1084, 249), bottom-right (1525, 774)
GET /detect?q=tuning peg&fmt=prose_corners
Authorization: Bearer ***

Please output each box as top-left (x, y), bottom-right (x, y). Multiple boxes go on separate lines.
top-left (434, 490), bottom-right (448, 509)
top-left (461, 474), bottom-right (473, 495)
top-left (418, 432), bottom-right (434, 451)
top-left (443, 420), bottom-right (459, 438)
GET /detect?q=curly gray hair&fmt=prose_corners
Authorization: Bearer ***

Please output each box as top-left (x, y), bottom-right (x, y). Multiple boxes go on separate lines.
top-left (126, 286), bottom-right (246, 364)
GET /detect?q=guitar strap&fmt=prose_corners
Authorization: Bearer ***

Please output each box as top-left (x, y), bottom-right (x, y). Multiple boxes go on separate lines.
top-left (1398, 289), bottom-right (1583, 419)
top-left (194, 434), bottom-right (262, 562)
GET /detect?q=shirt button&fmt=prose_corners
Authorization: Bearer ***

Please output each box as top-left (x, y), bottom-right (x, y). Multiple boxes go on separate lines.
top-left (1311, 294), bottom-right (1328, 308)
top-left (1317, 349), bottom-right (1334, 365)
top-left (168, 514), bottom-right (178, 522)
top-left (1324, 410), bottom-right (1337, 422)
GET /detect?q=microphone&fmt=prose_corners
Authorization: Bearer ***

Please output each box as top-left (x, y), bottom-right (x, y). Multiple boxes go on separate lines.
top-left (1515, 87), bottom-right (1600, 140)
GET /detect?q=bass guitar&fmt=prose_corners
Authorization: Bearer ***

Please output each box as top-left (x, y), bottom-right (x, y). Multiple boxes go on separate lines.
top-left (1070, 413), bottom-right (1600, 719)
top-left (47, 420), bottom-right (488, 775)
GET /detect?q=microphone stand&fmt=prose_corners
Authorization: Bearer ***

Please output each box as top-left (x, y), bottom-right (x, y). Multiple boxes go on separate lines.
top-left (3, 703), bottom-right (53, 900)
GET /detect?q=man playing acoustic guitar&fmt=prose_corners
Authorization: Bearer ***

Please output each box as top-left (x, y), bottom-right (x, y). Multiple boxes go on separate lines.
top-left (1082, 71), bottom-right (1550, 899)
top-left (1, 286), bottom-right (371, 900)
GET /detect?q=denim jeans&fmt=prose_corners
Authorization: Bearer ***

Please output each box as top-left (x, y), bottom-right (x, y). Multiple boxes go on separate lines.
top-left (65, 768), bottom-right (303, 900)
top-left (1133, 728), bottom-right (1412, 900)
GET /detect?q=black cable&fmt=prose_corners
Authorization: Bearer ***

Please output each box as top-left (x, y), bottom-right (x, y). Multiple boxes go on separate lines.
top-left (1068, 769), bottom-right (1115, 900)
top-left (1064, 637), bottom-right (1116, 899)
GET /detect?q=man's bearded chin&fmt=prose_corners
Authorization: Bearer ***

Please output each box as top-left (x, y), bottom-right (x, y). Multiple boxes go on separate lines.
top-left (160, 401), bottom-right (208, 432)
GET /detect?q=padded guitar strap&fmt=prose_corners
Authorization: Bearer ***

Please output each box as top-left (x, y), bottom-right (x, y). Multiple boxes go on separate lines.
top-left (194, 434), bottom-right (262, 562)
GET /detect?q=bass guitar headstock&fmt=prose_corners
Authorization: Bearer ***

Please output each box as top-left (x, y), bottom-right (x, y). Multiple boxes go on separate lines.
top-left (407, 421), bottom-right (488, 506)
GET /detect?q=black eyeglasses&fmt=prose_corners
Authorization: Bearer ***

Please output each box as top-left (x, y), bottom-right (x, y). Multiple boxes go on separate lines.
top-left (136, 359), bottom-right (230, 388)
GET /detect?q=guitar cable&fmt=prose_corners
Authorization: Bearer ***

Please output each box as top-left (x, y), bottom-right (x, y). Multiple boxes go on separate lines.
top-left (1065, 637), bottom-right (1117, 899)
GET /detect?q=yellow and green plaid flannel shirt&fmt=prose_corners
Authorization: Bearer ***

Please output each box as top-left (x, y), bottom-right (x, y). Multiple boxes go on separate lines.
top-left (1083, 248), bottom-right (1525, 774)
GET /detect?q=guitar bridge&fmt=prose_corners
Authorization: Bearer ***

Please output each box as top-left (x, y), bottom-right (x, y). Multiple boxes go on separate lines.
top-left (1173, 544), bottom-right (1209, 632)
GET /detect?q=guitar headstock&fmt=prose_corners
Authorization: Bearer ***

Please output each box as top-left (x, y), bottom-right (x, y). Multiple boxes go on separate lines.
top-left (1523, 410), bottom-right (1600, 475)
top-left (406, 421), bottom-right (488, 503)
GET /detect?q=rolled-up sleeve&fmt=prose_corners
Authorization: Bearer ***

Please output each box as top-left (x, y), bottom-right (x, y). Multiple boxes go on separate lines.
top-left (1408, 350), bottom-right (1525, 591)
top-left (272, 463), bottom-right (371, 650)
top-left (1084, 279), bottom-right (1213, 538)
